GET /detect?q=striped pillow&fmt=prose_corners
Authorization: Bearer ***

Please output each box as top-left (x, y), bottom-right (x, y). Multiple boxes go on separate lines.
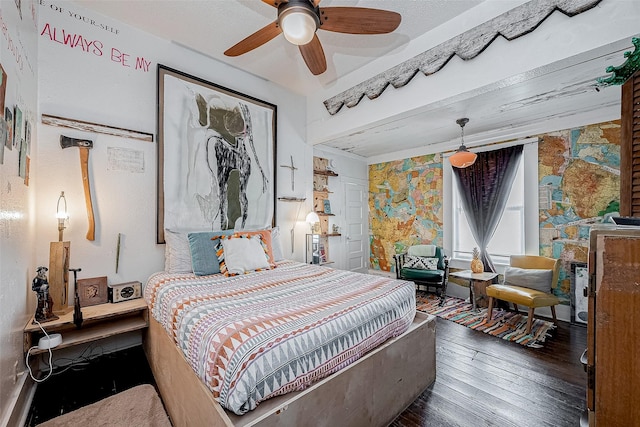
top-left (403, 255), bottom-right (438, 270)
top-left (217, 235), bottom-right (272, 277)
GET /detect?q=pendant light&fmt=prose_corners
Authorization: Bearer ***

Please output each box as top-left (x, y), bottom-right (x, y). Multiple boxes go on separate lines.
top-left (449, 118), bottom-right (477, 168)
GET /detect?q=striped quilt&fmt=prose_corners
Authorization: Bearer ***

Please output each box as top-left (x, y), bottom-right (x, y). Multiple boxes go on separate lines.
top-left (144, 261), bottom-right (416, 415)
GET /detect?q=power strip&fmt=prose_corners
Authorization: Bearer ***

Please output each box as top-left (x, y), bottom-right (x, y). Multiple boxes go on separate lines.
top-left (38, 333), bottom-right (62, 350)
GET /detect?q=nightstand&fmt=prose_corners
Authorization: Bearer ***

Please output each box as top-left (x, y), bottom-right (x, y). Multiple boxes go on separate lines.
top-left (23, 299), bottom-right (148, 356)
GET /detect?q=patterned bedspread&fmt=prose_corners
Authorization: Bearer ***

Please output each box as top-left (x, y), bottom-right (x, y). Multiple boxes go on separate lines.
top-left (144, 261), bottom-right (416, 415)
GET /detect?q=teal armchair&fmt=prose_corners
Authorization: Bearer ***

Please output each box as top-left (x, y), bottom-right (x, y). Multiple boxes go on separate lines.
top-left (394, 245), bottom-right (449, 305)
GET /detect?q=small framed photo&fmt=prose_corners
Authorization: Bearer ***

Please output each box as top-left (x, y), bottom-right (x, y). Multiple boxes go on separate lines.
top-left (323, 199), bottom-right (332, 214)
top-left (77, 276), bottom-right (108, 307)
top-left (570, 262), bottom-right (588, 326)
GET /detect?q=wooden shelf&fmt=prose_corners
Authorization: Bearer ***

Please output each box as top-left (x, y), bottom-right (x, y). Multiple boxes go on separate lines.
top-left (318, 233), bottom-right (341, 237)
top-left (313, 169), bottom-right (338, 177)
top-left (317, 212), bottom-right (335, 216)
top-left (277, 197), bottom-right (306, 202)
top-left (24, 298), bottom-right (148, 355)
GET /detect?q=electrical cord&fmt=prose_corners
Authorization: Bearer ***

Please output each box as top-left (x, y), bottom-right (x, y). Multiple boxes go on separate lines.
top-left (25, 317), bottom-right (54, 383)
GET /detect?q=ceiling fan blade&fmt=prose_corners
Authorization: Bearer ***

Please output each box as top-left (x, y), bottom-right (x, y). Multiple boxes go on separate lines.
top-left (224, 21), bottom-right (282, 57)
top-left (319, 7), bottom-right (401, 34)
top-left (299, 35), bottom-right (327, 75)
top-left (261, 0), bottom-right (287, 7)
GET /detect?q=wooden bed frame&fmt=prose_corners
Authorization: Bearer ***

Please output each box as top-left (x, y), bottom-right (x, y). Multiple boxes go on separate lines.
top-left (144, 311), bottom-right (436, 427)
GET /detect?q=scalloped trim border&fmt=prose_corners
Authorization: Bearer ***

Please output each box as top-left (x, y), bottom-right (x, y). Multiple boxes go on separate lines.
top-left (323, 0), bottom-right (603, 116)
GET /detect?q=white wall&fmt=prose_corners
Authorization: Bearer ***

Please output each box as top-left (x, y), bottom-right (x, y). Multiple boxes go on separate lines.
top-left (35, 2), bottom-right (310, 288)
top-left (0, 1), bottom-right (39, 424)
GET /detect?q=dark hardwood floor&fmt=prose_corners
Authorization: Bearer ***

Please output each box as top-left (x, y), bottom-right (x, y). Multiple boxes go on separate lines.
top-left (391, 316), bottom-right (587, 427)
top-left (26, 316), bottom-right (587, 427)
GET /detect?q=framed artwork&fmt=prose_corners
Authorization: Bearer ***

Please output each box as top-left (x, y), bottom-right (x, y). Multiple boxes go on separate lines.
top-left (13, 105), bottom-right (22, 148)
top-left (4, 107), bottom-right (12, 150)
top-left (156, 65), bottom-right (277, 243)
top-left (77, 276), bottom-right (108, 307)
top-left (0, 63), bottom-right (6, 115)
top-left (0, 117), bottom-right (6, 165)
top-left (570, 262), bottom-right (588, 325)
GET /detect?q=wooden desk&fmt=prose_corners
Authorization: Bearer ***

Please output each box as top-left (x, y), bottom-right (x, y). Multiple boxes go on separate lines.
top-left (24, 299), bottom-right (148, 356)
top-left (450, 270), bottom-right (499, 311)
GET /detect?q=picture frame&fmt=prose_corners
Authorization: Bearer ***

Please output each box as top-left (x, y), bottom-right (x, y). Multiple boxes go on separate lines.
top-left (76, 276), bottom-right (108, 307)
top-left (570, 262), bottom-right (588, 325)
top-left (0, 63), bottom-right (6, 116)
top-left (4, 107), bottom-right (13, 150)
top-left (323, 199), bottom-right (332, 214)
top-left (156, 65), bottom-right (277, 243)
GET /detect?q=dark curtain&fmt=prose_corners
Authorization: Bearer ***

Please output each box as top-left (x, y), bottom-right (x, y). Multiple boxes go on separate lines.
top-left (452, 144), bottom-right (524, 272)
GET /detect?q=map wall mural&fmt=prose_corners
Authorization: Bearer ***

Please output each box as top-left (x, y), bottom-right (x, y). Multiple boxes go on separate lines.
top-left (368, 120), bottom-right (621, 306)
top-left (369, 154), bottom-right (443, 272)
top-left (538, 120), bottom-right (620, 303)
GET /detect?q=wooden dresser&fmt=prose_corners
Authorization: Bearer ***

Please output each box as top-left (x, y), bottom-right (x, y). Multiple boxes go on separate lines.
top-left (587, 226), bottom-right (640, 425)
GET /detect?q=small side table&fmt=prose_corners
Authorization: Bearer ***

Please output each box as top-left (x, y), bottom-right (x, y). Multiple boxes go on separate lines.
top-left (450, 270), bottom-right (499, 311)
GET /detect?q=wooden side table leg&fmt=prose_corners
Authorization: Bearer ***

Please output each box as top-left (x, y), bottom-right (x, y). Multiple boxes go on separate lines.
top-left (470, 279), bottom-right (477, 311)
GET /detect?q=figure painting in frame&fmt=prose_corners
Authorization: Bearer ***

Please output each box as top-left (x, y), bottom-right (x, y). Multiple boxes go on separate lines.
top-left (157, 65), bottom-right (276, 243)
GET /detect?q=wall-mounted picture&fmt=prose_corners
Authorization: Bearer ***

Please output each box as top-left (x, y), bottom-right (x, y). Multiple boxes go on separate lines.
top-left (0, 63), bottom-right (6, 116)
top-left (23, 155), bottom-right (30, 185)
top-left (24, 119), bottom-right (31, 155)
top-left (13, 105), bottom-right (22, 148)
top-left (4, 107), bottom-right (12, 150)
top-left (156, 65), bottom-right (277, 243)
top-left (0, 117), bottom-right (7, 164)
top-left (18, 138), bottom-right (27, 178)
top-left (570, 262), bottom-right (588, 325)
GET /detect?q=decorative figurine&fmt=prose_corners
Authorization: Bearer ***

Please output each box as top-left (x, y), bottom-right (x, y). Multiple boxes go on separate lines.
top-left (32, 266), bottom-right (59, 323)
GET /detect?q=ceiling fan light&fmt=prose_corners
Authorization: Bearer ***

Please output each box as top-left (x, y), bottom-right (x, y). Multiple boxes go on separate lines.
top-left (280, 7), bottom-right (317, 45)
top-left (449, 147), bottom-right (477, 168)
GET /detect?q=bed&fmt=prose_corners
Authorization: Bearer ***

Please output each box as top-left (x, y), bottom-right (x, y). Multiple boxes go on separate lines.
top-left (144, 255), bottom-right (436, 426)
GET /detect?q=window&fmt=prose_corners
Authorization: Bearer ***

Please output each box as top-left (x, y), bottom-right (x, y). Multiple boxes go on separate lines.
top-left (452, 154), bottom-right (525, 265)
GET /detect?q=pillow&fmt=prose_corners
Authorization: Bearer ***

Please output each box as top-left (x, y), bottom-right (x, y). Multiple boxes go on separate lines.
top-left (403, 255), bottom-right (438, 270)
top-left (218, 235), bottom-right (271, 276)
top-left (187, 230), bottom-right (235, 276)
top-left (164, 229), bottom-right (192, 273)
top-left (230, 229), bottom-right (275, 265)
top-left (270, 226), bottom-right (285, 262)
top-left (504, 267), bottom-right (553, 293)
top-left (408, 245), bottom-right (436, 257)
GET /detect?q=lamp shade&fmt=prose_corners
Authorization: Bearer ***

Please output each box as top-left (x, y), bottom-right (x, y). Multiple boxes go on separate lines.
top-left (279, 4), bottom-right (318, 45)
top-left (449, 148), bottom-right (477, 168)
top-left (449, 117), bottom-right (477, 168)
top-left (306, 211), bottom-right (320, 224)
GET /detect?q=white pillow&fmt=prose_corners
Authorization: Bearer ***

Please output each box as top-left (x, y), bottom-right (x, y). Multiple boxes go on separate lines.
top-left (221, 235), bottom-right (270, 275)
top-left (164, 229), bottom-right (192, 273)
top-left (271, 226), bottom-right (285, 261)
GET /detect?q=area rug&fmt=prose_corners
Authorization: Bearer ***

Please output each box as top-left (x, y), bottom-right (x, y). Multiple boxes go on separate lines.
top-left (416, 293), bottom-right (555, 348)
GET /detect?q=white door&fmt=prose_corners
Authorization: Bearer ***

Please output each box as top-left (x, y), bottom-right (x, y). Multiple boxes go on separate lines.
top-left (344, 180), bottom-right (368, 273)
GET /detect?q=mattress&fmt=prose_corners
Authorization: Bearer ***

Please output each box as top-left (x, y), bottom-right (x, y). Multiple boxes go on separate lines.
top-left (144, 260), bottom-right (416, 415)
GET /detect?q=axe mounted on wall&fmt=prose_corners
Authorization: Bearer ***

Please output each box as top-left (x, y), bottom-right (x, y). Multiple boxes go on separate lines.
top-left (60, 135), bottom-right (95, 241)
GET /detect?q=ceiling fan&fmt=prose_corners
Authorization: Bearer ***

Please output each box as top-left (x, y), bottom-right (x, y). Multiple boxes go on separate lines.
top-left (224, 0), bottom-right (402, 75)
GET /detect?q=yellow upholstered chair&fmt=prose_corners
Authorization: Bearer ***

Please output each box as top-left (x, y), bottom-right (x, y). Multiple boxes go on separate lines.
top-left (486, 255), bottom-right (561, 334)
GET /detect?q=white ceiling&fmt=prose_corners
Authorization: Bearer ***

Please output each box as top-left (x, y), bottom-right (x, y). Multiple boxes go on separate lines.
top-left (73, 0), bottom-right (631, 160)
